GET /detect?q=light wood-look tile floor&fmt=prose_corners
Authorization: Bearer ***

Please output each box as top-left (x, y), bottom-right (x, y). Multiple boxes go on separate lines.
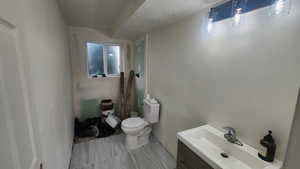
top-left (70, 134), bottom-right (176, 169)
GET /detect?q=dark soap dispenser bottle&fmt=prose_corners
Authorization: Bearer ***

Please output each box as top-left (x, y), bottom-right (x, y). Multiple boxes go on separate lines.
top-left (258, 131), bottom-right (276, 162)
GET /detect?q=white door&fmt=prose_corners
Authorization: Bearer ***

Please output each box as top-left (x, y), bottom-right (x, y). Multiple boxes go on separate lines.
top-left (0, 18), bottom-right (41, 169)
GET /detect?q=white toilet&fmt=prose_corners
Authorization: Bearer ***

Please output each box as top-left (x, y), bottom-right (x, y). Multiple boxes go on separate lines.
top-left (121, 98), bottom-right (159, 149)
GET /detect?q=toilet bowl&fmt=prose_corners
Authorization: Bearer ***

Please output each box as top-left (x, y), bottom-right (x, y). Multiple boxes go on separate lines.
top-left (121, 117), bottom-right (152, 149)
top-left (121, 97), bottom-right (160, 149)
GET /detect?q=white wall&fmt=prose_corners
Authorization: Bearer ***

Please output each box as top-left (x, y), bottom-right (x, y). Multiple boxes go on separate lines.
top-left (0, 0), bottom-right (74, 169)
top-left (69, 27), bottom-right (133, 118)
top-left (147, 1), bottom-right (300, 161)
top-left (283, 89), bottom-right (300, 169)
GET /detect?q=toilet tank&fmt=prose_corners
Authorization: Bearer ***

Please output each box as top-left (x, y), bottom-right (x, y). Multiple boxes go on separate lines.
top-left (143, 99), bottom-right (160, 123)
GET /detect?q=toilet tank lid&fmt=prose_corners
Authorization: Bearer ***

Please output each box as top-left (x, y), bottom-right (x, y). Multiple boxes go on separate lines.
top-left (122, 117), bottom-right (146, 128)
top-left (144, 98), bottom-right (159, 106)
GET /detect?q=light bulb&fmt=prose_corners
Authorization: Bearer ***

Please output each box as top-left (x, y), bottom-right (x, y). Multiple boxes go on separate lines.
top-left (275, 0), bottom-right (285, 14)
top-left (207, 18), bottom-right (214, 33)
top-left (233, 8), bottom-right (242, 26)
top-left (271, 0), bottom-right (291, 16)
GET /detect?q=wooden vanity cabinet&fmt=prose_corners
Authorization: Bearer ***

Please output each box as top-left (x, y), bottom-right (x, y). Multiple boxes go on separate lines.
top-left (177, 141), bottom-right (213, 169)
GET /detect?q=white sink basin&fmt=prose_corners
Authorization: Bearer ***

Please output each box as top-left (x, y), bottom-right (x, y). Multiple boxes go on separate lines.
top-left (177, 125), bottom-right (283, 169)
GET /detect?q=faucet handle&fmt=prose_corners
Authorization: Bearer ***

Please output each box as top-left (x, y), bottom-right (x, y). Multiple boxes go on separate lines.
top-left (223, 127), bottom-right (236, 135)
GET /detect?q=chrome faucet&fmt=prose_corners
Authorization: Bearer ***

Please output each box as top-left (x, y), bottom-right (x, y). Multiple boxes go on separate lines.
top-left (223, 127), bottom-right (243, 146)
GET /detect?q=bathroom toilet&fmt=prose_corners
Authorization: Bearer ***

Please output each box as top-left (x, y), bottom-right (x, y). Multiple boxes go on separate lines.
top-left (121, 98), bottom-right (159, 149)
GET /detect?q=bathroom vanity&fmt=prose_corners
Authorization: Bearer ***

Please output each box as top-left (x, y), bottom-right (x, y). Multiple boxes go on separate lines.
top-left (176, 125), bottom-right (283, 169)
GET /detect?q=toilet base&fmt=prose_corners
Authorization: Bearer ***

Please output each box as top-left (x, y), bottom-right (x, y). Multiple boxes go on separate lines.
top-left (125, 127), bottom-right (152, 149)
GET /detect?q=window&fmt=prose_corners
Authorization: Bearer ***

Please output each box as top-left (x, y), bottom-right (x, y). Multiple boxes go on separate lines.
top-left (87, 42), bottom-right (121, 77)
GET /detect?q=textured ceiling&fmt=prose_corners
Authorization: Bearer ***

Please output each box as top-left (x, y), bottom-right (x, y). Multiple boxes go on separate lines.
top-left (57, 0), bottom-right (127, 34)
top-left (58, 0), bottom-right (224, 39)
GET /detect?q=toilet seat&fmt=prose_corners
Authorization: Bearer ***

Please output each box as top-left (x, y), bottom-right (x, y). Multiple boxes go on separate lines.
top-left (122, 117), bottom-right (147, 129)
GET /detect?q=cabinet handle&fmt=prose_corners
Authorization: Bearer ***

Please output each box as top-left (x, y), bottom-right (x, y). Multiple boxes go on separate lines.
top-left (180, 160), bottom-right (188, 169)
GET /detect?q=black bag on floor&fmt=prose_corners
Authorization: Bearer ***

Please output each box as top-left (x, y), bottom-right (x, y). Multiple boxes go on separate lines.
top-left (97, 121), bottom-right (115, 138)
top-left (75, 117), bottom-right (115, 138)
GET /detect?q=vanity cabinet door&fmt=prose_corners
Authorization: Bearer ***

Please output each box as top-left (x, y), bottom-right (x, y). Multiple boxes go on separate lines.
top-left (177, 141), bottom-right (213, 169)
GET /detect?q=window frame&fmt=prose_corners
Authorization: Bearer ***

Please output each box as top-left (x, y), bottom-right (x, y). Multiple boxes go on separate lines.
top-left (86, 42), bottom-right (122, 79)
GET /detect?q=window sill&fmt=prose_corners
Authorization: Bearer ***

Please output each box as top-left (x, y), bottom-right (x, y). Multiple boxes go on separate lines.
top-left (88, 75), bottom-right (120, 79)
